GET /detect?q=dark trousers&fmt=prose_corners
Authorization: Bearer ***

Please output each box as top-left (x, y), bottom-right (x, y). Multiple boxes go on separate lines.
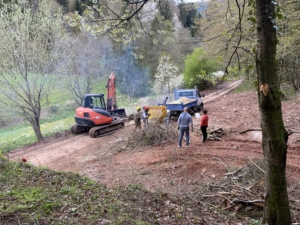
top-left (201, 126), bottom-right (208, 142)
top-left (178, 127), bottom-right (190, 147)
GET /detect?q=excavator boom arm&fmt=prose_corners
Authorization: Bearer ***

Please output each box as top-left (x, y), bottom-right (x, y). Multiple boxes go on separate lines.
top-left (106, 73), bottom-right (117, 111)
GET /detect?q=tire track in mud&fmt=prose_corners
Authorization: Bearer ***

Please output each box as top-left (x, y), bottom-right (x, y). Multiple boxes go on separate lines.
top-left (7, 123), bottom-right (135, 171)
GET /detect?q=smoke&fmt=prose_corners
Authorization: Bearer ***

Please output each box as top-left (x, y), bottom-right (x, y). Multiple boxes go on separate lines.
top-left (113, 45), bottom-right (152, 99)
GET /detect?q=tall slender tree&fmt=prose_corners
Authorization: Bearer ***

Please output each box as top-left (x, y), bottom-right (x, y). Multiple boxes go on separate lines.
top-left (255, 0), bottom-right (291, 224)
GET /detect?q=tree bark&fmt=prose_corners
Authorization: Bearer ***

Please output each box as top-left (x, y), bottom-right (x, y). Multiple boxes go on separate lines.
top-left (256, 1), bottom-right (291, 224)
top-left (32, 121), bottom-right (44, 142)
top-left (28, 113), bottom-right (44, 142)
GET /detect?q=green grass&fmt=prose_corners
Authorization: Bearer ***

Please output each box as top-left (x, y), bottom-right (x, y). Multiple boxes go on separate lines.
top-left (0, 116), bottom-right (74, 153)
top-left (280, 84), bottom-right (297, 100)
top-left (0, 155), bottom-right (212, 224)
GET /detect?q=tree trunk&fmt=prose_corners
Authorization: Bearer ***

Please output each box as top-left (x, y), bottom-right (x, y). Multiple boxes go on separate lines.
top-left (167, 82), bottom-right (172, 102)
top-left (30, 116), bottom-right (44, 142)
top-left (256, 1), bottom-right (291, 224)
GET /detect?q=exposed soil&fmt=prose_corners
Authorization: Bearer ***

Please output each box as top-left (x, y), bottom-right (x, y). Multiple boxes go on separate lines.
top-left (7, 80), bottom-right (300, 195)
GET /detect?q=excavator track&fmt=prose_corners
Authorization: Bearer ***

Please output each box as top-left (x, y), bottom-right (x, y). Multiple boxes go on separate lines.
top-left (70, 124), bottom-right (90, 134)
top-left (88, 119), bottom-right (125, 138)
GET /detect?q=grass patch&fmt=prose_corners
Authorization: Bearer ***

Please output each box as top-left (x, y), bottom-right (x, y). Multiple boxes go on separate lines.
top-left (233, 78), bottom-right (257, 93)
top-left (280, 83), bottom-right (297, 100)
top-left (0, 152), bottom-right (265, 224)
top-left (0, 116), bottom-right (74, 153)
top-left (0, 156), bottom-right (212, 225)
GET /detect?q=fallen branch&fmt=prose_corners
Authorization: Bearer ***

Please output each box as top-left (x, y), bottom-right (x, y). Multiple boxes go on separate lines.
top-left (247, 157), bottom-right (265, 174)
top-left (212, 157), bottom-right (230, 172)
top-left (239, 128), bottom-right (300, 136)
top-left (224, 164), bottom-right (249, 176)
top-left (203, 194), bottom-right (232, 204)
top-left (232, 199), bottom-right (264, 208)
top-left (286, 128), bottom-right (300, 136)
top-left (239, 128), bottom-right (261, 134)
top-left (247, 177), bottom-right (264, 190)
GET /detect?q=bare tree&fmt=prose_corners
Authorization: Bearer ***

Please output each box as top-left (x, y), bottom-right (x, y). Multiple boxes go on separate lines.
top-left (0, 1), bottom-right (66, 141)
top-left (63, 34), bottom-right (112, 106)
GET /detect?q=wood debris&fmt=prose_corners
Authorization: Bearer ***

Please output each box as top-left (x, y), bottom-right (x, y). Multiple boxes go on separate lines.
top-left (199, 162), bottom-right (266, 217)
top-left (106, 124), bottom-right (178, 152)
top-left (207, 128), bottom-right (226, 141)
top-left (169, 97), bottom-right (195, 104)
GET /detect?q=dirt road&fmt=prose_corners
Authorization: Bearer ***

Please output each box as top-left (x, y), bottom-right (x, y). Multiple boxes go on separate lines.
top-left (7, 80), bottom-right (300, 193)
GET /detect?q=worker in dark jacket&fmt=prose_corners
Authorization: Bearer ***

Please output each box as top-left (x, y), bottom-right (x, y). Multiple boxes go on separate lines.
top-left (133, 107), bottom-right (142, 130)
top-left (142, 106), bottom-right (150, 128)
top-left (177, 107), bottom-right (193, 147)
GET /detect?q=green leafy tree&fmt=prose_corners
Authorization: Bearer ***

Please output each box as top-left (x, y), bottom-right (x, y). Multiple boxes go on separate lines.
top-left (178, 2), bottom-right (200, 36)
top-left (158, 0), bottom-right (174, 21)
top-left (68, 1), bottom-right (179, 76)
top-left (194, 0), bottom-right (256, 77)
top-left (137, 13), bottom-right (175, 77)
top-left (0, 0), bottom-right (66, 141)
top-left (183, 47), bottom-right (221, 89)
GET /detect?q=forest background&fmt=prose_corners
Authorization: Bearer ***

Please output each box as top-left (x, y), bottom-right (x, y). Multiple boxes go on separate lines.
top-left (0, 0), bottom-right (299, 155)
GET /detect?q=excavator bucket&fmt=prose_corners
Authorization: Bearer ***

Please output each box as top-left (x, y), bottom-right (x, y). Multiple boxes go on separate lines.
top-left (111, 108), bottom-right (127, 117)
top-left (148, 106), bottom-right (167, 124)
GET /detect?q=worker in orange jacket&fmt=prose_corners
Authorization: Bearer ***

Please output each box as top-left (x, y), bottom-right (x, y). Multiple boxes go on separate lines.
top-left (200, 109), bottom-right (209, 143)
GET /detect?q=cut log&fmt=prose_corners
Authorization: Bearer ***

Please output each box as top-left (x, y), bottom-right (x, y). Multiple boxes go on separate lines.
top-left (239, 127), bottom-right (300, 136)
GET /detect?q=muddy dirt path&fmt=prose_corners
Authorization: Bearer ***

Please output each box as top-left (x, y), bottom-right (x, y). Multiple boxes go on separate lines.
top-left (7, 80), bottom-right (300, 193)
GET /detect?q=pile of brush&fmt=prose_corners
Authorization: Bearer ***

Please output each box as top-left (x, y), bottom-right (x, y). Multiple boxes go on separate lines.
top-left (108, 124), bottom-right (179, 153)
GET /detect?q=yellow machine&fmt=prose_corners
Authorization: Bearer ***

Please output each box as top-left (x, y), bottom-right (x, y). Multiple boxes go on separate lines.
top-left (148, 106), bottom-right (167, 124)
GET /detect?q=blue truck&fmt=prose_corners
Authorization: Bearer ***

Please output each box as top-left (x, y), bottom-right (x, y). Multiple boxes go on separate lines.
top-left (159, 88), bottom-right (204, 118)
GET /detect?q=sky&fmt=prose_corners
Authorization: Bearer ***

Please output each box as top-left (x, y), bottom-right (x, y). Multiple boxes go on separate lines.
top-left (180, 0), bottom-right (209, 2)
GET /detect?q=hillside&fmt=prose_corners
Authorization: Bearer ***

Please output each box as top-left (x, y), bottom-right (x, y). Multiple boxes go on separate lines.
top-left (5, 81), bottom-right (300, 224)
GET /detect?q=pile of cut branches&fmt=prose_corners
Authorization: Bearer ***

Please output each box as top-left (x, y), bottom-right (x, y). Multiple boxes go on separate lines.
top-left (207, 127), bottom-right (227, 141)
top-left (107, 124), bottom-right (178, 153)
top-left (191, 159), bottom-right (300, 222)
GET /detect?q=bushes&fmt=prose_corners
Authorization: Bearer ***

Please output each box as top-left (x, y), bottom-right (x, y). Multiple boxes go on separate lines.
top-left (183, 47), bottom-right (222, 89)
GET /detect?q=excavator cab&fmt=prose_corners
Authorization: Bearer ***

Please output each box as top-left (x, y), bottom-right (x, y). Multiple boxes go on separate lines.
top-left (82, 94), bottom-right (106, 110)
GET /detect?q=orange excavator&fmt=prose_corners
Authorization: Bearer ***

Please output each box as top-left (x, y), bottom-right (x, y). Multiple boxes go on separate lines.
top-left (70, 73), bottom-right (127, 138)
